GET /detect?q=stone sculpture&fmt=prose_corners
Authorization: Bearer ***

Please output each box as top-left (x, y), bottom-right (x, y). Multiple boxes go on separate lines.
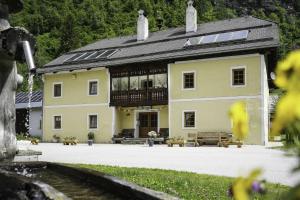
top-left (0, 0), bottom-right (35, 161)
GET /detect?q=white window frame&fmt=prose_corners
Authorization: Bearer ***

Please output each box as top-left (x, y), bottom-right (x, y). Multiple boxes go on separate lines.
top-left (182, 71), bottom-right (196, 90)
top-left (53, 82), bottom-right (63, 98)
top-left (87, 79), bottom-right (99, 96)
top-left (87, 113), bottom-right (99, 130)
top-left (182, 110), bottom-right (197, 129)
top-left (53, 115), bottom-right (62, 130)
top-left (230, 66), bottom-right (247, 88)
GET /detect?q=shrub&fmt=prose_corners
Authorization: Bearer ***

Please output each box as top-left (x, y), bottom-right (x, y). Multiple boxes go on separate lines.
top-left (17, 133), bottom-right (40, 141)
top-left (88, 132), bottom-right (95, 140)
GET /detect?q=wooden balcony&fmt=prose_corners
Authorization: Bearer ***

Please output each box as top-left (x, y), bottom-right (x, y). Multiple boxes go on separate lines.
top-left (110, 88), bottom-right (168, 107)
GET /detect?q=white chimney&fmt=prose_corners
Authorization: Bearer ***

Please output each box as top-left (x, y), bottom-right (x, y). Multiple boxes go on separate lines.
top-left (186, 0), bottom-right (197, 33)
top-left (137, 10), bottom-right (149, 41)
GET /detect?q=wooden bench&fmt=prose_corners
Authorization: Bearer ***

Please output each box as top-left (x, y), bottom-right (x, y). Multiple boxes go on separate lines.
top-left (153, 137), bottom-right (164, 144)
top-left (158, 128), bottom-right (169, 144)
top-left (166, 137), bottom-right (185, 147)
top-left (197, 132), bottom-right (231, 147)
top-left (185, 133), bottom-right (199, 147)
top-left (112, 129), bottom-right (135, 144)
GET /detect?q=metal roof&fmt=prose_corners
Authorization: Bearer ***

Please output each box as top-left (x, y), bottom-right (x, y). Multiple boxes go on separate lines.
top-left (15, 91), bottom-right (43, 109)
top-left (38, 16), bottom-right (279, 74)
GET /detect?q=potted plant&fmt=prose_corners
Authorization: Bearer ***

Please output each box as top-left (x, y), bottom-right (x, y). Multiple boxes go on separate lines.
top-left (31, 138), bottom-right (39, 145)
top-left (147, 131), bottom-right (157, 147)
top-left (88, 132), bottom-right (95, 146)
top-left (52, 134), bottom-right (60, 143)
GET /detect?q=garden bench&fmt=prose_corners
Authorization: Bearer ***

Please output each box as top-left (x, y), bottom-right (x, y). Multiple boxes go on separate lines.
top-left (197, 132), bottom-right (231, 147)
top-left (112, 129), bottom-right (135, 144)
top-left (167, 137), bottom-right (184, 147)
top-left (185, 133), bottom-right (199, 147)
top-left (158, 128), bottom-right (169, 144)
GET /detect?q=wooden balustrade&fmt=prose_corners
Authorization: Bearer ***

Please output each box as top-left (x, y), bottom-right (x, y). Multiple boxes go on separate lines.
top-left (110, 88), bottom-right (168, 107)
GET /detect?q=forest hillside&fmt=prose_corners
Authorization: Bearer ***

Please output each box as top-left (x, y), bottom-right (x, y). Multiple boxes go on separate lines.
top-left (10, 0), bottom-right (300, 91)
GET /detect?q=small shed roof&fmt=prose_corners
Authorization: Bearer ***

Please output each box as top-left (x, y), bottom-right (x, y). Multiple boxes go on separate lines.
top-left (15, 91), bottom-right (43, 109)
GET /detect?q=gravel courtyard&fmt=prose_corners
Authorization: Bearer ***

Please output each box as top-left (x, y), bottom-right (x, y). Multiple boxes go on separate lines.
top-left (26, 143), bottom-right (299, 186)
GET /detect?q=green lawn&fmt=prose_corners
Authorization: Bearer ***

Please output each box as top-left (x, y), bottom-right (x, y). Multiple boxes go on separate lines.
top-left (72, 164), bottom-right (289, 200)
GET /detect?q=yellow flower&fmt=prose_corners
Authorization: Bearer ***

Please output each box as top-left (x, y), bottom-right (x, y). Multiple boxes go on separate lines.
top-left (275, 50), bottom-right (300, 91)
top-left (229, 102), bottom-right (249, 141)
top-left (271, 92), bottom-right (300, 135)
top-left (233, 169), bottom-right (262, 200)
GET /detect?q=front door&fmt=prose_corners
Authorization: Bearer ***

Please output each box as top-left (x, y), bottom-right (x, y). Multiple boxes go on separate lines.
top-left (139, 112), bottom-right (158, 138)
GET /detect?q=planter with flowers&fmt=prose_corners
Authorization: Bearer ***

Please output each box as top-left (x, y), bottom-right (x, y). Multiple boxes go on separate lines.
top-left (147, 131), bottom-right (157, 147)
top-left (88, 132), bottom-right (95, 146)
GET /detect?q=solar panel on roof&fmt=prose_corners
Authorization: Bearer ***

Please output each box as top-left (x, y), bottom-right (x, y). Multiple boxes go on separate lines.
top-left (231, 30), bottom-right (248, 40)
top-left (73, 52), bottom-right (89, 61)
top-left (64, 53), bottom-right (83, 62)
top-left (63, 49), bottom-right (118, 63)
top-left (86, 50), bottom-right (106, 60)
top-left (200, 34), bottom-right (217, 44)
top-left (97, 49), bottom-right (117, 59)
top-left (77, 51), bottom-right (96, 60)
top-left (185, 29), bottom-right (249, 47)
top-left (216, 32), bottom-right (233, 42)
top-left (188, 37), bottom-right (200, 45)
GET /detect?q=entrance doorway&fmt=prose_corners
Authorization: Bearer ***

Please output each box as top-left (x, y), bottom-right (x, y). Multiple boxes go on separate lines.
top-left (138, 112), bottom-right (158, 138)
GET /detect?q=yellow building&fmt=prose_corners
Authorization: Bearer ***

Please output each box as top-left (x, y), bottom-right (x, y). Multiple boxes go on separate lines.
top-left (38, 3), bottom-right (279, 145)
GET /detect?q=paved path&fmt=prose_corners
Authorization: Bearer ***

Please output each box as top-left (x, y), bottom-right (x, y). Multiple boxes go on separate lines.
top-left (25, 143), bottom-right (300, 186)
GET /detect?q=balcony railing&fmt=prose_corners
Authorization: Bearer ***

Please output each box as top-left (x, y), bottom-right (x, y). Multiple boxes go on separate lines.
top-left (110, 88), bottom-right (168, 107)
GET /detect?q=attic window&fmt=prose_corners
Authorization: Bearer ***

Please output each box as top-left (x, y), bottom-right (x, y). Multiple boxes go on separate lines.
top-left (64, 49), bottom-right (118, 63)
top-left (184, 30), bottom-right (249, 47)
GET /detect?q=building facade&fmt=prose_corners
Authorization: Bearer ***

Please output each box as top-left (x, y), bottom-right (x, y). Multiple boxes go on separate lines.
top-left (39, 2), bottom-right (279, 145)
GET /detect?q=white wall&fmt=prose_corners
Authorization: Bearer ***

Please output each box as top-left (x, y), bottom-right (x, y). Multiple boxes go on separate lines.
top-left (29, 108), bottom-right (43, 137)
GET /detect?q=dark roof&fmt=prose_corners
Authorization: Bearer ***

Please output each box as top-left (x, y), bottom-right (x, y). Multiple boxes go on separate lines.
top-left (16, 91), bottom-right (43, 104)
top-left (38, 16), bottom-right (279, 74)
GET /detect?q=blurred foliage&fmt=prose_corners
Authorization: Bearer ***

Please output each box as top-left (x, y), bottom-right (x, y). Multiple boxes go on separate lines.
top-left (9, 0), bottom-right (300, 91)
top-left (271, 49), bottom-right (300, 199)
top-left (229, 101), bottom-right (249, 141)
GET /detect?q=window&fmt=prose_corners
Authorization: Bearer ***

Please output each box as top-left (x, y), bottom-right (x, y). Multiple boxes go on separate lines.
top-left (141, 80), bottom-right (153, 89)
top-left (89, 80), bottom-right (98, 95)
top-left (232, 67), bottom-right (246, 86)
top-left (39, 119), bottom-right (42, 130)
top-left (89, 115), bottom-right (98, 129)
top-left (183, 111), bottom-right (195, 128)
top-left (53, 116), bottom-right (61, 130)
top-left (183, 72), bottom-right (195, 89)
top-left (53, 83), bottom-right (62, 97)
top-left (113, 74), bottom-right (167, 91)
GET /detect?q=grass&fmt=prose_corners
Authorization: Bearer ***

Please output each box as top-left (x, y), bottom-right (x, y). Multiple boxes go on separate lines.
top-left (71, 164), bottom-right (289, 200)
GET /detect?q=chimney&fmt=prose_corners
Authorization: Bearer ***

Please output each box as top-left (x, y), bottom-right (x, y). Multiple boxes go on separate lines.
top-left (137, 10), bottom-right (149, 41)
top-left (186, 0), bottom-right (197, 33)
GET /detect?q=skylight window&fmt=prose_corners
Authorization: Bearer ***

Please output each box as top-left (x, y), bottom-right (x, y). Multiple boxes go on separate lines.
top-left (184, 30), bottom-right (249, 47)
top-left (200, 34), bottom-right (218, 44)
top-left (86, 50), bottom-right (105, 60)
top-left (216, 32), bottom-right (233, 42)
top-left (99, 49), bottom-right (117, 58)
top-left (231, 30), bottom-right (249, 40)
top-left (80, 51), bottom-right (98, 60)
top-left (64, 49), bottom-right (118, 63)
top-left (64, 54), bottom-right (82, 62)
